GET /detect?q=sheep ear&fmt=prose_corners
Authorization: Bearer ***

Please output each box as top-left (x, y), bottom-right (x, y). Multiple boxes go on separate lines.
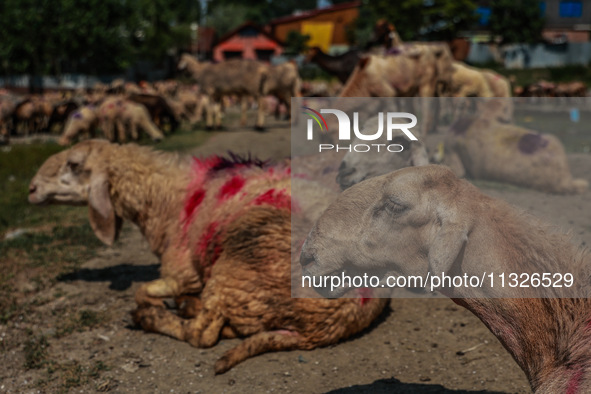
top-left (88, 175), bottom-right (121, 246)
top-left (428, 221), bottom-right (468, 276)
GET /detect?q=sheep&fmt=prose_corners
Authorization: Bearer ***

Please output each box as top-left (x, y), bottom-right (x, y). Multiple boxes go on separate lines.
top-left (445, 99), bottom-right (588, 194)
top-left (118, 101), bottom-right (164, 142)
top-left (300, 164), bottom-right (591, 393)
top-left (263, 61), bottom-right (301, 120)
top-left (335, 100), bottom-right (587, 194)
top-left (177, 54), bottom-right (269, 130)
top-left (97, 97), bottom-right (164, 143)
top-left (28, 140), bottom-right (388, 374)
top-left (58, 105), bottom-right (99, 146)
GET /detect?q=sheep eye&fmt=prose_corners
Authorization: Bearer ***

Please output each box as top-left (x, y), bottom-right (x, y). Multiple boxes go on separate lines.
top-left (383, 198), bottom-right (407, 215)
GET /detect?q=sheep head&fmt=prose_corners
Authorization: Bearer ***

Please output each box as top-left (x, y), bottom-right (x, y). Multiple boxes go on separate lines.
top-left (29, 139), bottom-right (122, 246)
top-left (301, 165), bottom-right (472, 298)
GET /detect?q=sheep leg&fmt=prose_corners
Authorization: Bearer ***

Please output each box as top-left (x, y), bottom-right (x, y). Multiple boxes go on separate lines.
top-left (140, 118), bottom-right (164, 141)
top-left (132, 302), bottom-right (226, 345)
top-left (116, 120), bottom-right (127, 143)
top-left (129, 121), bottom-right (139, 140)
top-left (204, 97), bottom-right (214, 129)
top-left (135, 277), bottom-right (181, 308)
top-left (213, 102), bottom-right (222, 129)
top-left (240, 96), bottom-right (248, 126)
top-left (255, 96), bottom-right (265, 130)
top-left (214, 331), bottom-right (304, 374)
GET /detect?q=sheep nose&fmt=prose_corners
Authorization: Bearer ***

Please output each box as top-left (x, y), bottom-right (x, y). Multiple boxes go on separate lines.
top-left (299, 247), bottom-right (316, 268)
top-left (28, 183), bottom-right (37, 194)
top-left (338, 162), bottom-right (355, 177)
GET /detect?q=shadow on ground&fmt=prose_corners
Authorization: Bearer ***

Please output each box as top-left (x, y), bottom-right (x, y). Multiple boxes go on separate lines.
top-left (326, 378), bottom-right (507, 393)
top-left (57, 263), bottom-right (159, 290)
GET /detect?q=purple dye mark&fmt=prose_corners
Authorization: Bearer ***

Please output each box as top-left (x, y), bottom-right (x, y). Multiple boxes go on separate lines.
top-left (518, 133), bottom-right (548, 154)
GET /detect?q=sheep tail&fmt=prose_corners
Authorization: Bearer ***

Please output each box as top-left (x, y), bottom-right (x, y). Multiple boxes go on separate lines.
top-left (214, 330), bottom-right (304, 374)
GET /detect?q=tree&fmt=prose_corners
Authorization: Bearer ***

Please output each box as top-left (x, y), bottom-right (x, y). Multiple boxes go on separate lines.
top-left (365, 0), bottom-right (478, 41)
top-left (489, 0), bottom-right (544, 45)
top-left (0, 0), bottom-right (139, 90)
top-left (284, 31), bottom-right (311, 55)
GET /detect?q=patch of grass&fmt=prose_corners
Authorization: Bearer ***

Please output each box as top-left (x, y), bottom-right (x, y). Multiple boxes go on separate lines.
top-left (55, 309), bottom-right (108, 338)
top-left (23, 332), bottom-right (49, 369)
top-left (146, 127), bottom-right (213, 152)
top-left (0, 221), bottom-right (103, 323)
top-left (38, 360), bottom-right (111, 393)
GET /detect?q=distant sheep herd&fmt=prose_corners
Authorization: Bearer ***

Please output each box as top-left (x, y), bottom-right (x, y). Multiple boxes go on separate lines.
top-left (15, 40), bottom-right (591, 393)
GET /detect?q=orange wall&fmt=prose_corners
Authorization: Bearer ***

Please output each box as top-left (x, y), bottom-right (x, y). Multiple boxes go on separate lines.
top-left (273, 7), bottom-right (359, 46)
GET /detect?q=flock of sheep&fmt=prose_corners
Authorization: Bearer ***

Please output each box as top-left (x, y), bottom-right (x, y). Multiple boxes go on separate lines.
top-left (17, 42), bottom-right (591, 393)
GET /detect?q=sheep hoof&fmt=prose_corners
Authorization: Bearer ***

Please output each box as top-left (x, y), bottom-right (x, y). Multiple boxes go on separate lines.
top-left (131, 307), bottom-right (160, 332)
top-left (214, 356), bottom-right (232, 375)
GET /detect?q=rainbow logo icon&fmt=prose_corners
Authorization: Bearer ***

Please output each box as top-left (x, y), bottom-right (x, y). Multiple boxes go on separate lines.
top-left (301, 106), bottom-right (328, 138)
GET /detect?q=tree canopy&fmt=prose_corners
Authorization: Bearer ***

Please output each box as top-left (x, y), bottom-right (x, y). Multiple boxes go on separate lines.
top-left (364, 0), bottom-right (478, 41)
top-left (0, 0), bottom-right (200, 76)
top-left (489, 0), bottom-right (545, 45)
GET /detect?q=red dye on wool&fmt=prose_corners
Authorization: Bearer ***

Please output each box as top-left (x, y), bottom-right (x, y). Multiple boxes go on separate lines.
top-left (197, 222), bottom-right (223, 265)
top-left (184, 189), bottom-right (205, 220)
top-left (253, 188), bottom-right (291, 211)
top-left (358, 288), bottom-right (373, 306)
top-left (218, 175), bottom-right (245, 200)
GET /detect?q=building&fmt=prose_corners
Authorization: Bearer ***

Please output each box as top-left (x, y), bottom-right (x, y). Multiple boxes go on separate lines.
top-left (268, 1), bottom-right (361, 53)
top-left (541, 0), bottom-right (591, 43)
top-left (474, 0), bottom-right (591, 43)
top-left (212, 22), bottom-right (284, 62)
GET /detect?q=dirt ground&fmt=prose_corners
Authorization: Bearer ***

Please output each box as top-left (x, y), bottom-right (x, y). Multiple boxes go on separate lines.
top-left (1, 118), bottom-right (590, 393)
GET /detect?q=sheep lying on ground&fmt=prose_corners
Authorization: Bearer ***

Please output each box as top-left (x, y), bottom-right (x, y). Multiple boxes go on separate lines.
top-left (335, 101), bottom-right (586, 194)
top-left (301, 165), bottom-right (591, 393)
top-left (28, 140), bottom-right (387, 374)
top-left (446, 99), bottom-right (587, 194)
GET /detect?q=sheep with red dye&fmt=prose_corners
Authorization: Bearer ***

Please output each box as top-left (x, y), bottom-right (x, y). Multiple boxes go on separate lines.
top-left (28, 140), bottom-right (388, 374)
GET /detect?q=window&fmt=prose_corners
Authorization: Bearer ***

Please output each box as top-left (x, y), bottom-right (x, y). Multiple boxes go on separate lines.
top-left (255, 49), bottom-right (274, 62)
top-left (476, 6), bottom-right (491, 26)
top-left (539, 1), bottom-right (546, 16)
top-left (560, 1), bottom-right (582, 17)
top-left (223, 51), bottom-right (243, 59)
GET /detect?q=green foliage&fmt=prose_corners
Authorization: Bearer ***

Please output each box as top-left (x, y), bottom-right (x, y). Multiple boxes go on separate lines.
top-left (205, 4), bottom-right (252, 36)
top-left (24, 333), bottom-right (49, 369)
top-left (365, 0), bottom-right (478, 41)
top-left (284, 31), bottom-right (311, 55)
top-left (489, 0), bottom-right (544, 44)
top-left (0, 0), bottom-right (201, 76)
top-left (346, 5), bottom-right (378, 48)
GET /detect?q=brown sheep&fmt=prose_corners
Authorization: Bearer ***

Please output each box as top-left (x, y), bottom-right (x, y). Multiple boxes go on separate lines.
top-left (264, 61), bottom-right (302, 120)
top-left (300, 164), bottom-right (591, 393)
top-left (178, 54), bottom-right (269, 130)
top-left (28, 140), bottom-right (387, 374)
top-left (337, 45), bottom-right (453, 165)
